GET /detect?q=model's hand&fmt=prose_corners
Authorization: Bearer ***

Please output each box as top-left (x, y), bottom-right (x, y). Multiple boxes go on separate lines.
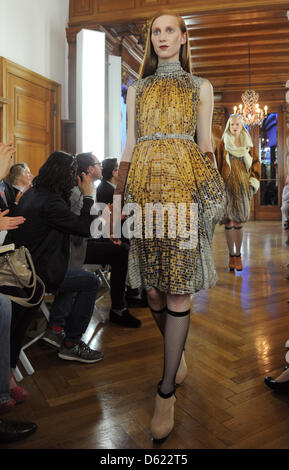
top-left (77, 173), bottom-right (94, 197)
top-left (0, 209), bottom-right (25, 230)
top-left (0, 142), bottom-right (15, 160)
top-left (0, 142), bottom-right (16, 180)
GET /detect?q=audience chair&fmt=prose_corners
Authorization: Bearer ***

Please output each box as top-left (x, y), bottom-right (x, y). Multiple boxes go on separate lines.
top-left (13, 267), bottom-right (109, 381)
top-left (12, 297), bottom-right (51, 381)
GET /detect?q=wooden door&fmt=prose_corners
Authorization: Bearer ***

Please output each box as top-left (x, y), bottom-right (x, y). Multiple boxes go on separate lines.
top-left (0, 58), bottom-right (61, 176)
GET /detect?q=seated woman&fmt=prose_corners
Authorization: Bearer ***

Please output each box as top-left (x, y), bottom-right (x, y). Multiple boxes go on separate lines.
top-left (5, 151), bottom-right (103, 366)
top-left (6, 162), bottom-right (33, 198)
top-left (0, 293), bottom-right (37, 442)
top-left (0, 142), bottom-right (37, 442)
top-left (0, 183), bottom-right (29, 414)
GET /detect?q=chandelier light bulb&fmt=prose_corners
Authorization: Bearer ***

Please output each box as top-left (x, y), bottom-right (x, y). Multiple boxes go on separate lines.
top-left (233, 44), bottom-right (268, 126)
top-left (233, 91), bottom-right (268, 127)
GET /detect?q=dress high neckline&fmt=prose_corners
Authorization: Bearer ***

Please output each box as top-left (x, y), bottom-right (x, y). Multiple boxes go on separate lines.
top-left (155, 61), bottom-right (183, 75)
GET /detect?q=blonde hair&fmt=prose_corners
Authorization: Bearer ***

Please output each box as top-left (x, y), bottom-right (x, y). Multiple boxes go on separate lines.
top-left (139, 10), bottom-right (192, 79)
top-left (222, 114), bottom-right (253, 149)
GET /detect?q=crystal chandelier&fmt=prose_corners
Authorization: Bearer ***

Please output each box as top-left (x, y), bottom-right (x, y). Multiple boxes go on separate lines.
top-left (233, 44), bottom-right (268, 126)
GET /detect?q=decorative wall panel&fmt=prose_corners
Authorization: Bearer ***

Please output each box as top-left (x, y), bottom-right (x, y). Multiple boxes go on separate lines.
top-left (98, 0), bottom-right (135, 13)
top-left (70, 0), bottom-right (94, 16)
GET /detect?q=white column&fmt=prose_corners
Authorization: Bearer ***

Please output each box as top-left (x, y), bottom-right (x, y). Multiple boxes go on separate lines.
top-left (76, 29), bottom-right (106, 160)
top-left (108, 55), bottom-right (122, 160)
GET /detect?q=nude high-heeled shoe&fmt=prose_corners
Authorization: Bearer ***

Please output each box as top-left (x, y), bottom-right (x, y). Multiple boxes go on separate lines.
top-left (229, 254), bottom-right (235, 271)
top-left (176, 351), bottom-right (187, 386)
top-left (235, 254), bottom-right (243, 271)
top-left (150, 384), bottom-right (176, 441)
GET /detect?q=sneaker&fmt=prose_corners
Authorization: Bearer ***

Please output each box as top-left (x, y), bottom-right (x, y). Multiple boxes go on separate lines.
top-left (109, 308), bottom-right (141, 328)
top-left (42, 327), bottom-right (65, 348)
top-left (58, 341), bottom-right (104, 363)
top-left (0, 398), bottom-right (16, 414)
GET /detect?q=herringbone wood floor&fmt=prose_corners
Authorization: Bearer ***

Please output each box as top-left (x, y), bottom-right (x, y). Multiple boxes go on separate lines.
top-left (2, 221), bottom-right (289, 450)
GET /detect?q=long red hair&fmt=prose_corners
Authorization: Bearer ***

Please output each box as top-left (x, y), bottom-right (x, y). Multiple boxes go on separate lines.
top-left (139, 10), bottom-right (192, 79)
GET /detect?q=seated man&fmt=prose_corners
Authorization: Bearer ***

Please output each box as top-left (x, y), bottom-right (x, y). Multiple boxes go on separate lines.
top-left (70, 152), bottom-right (141, 328)
top-left (97, 157), bottom-right (147, 308)
top-left (96, 157), bottom-right (118, 204)
top-left (5, 151), bottom-right (103, 364)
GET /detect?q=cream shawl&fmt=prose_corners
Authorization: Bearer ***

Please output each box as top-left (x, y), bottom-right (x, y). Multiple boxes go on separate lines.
top-left (222, 115), bottom-right (254, 173)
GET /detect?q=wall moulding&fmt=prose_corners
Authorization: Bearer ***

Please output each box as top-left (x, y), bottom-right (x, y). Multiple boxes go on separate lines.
top-left (0, 97), bottom-right (11, 106)
top-left (213, 106), bottom-right (226, 126)
top-left (66, 24), bottom-right (101, 43)
top-left (281, 103), bottom-right (289, 124)
top-left (122, 62), bottom-right (139, 85)
top-left (98, 0), bottom-right (135, 13)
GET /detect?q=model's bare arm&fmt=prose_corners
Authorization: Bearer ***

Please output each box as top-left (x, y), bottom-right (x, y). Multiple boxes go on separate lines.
top-left (196, 80), bottom-right (214, 154)
top-left (121, 85), bottom-right (137, 163)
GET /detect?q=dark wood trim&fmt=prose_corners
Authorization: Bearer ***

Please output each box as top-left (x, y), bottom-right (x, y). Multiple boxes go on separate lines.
top-left (61, 120), bottom-right (76, 154)
top-left (68, 0), bottom-right (289, 26)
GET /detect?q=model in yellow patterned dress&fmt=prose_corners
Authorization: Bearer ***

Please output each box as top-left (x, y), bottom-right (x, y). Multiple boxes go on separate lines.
top-left (215, 115), bottom-right (261, 271)
top-left (125, 60), bottom-right (224, 295)
top-left (113, 12), bottom-right (225, 441)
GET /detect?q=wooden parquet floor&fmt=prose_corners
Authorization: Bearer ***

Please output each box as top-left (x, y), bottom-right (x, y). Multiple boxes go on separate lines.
top-left (2, 221), bottom-right (289, 450)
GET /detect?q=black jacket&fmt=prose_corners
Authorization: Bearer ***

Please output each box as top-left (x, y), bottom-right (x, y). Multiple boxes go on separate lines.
top-left (5, 187), bottom-right (94, 293)
top-left (96, 179), bottom-right (114, 204)
top-left (0, 181), bottom-right (16, 213)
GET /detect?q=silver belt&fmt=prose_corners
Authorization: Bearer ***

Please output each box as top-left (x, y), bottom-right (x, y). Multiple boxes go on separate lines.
top-left (137, 132), bottom-right (195, 143)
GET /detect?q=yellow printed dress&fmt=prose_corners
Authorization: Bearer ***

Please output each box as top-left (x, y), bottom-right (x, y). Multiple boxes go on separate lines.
top-left (124, 61), bottom-right (225, 295)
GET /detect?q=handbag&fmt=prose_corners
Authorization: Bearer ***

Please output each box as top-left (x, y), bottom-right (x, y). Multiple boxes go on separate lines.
top-left (0, 245), bottom-right (45, 307)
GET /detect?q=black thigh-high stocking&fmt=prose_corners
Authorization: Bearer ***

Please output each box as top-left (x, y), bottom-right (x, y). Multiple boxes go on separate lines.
top-left (150, 306), bottom-right (167, 336)
top-left (159, 308), bottom-right (190, 397)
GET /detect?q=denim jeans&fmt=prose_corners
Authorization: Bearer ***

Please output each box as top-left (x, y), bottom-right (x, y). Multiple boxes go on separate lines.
top-left (49, 269), bottom-right (100, 342)
top-left (0, 294), bottom-right (11, 404)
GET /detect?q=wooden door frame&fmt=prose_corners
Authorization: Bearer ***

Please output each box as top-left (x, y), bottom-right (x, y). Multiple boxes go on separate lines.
top-left (252, 104), bottom-right (285, 220)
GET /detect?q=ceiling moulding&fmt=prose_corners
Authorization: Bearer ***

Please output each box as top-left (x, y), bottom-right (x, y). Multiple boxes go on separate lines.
top-left (68, 0), bottom-right (289, 26)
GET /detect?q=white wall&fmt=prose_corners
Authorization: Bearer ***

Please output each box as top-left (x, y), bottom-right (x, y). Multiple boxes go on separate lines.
top-left (0, 0), bottom-right (69, 119)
